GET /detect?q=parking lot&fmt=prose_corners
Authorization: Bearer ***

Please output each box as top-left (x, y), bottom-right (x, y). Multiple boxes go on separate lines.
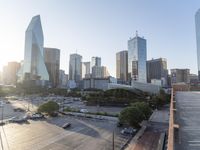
top-left (0, 115), bottom-right (131, 150)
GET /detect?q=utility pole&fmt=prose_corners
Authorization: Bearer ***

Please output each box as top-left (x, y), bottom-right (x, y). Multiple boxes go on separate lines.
top-left (112, 131), bottom-right (114, 150)
top-left (1, 104), bottom-right (3, 125)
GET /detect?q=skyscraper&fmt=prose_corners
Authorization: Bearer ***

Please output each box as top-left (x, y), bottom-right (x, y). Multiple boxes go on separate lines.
top-left (82, 62), bottom-right (90, 78)
top-left (116, 50), bottom-right (128, 84)
top-left (91, 57), bottom-right (101, 68)
top-left (3, 62), bottom-right (21, 85)
top-left (44, 47), bottom-right (60, 87)
top-left (128, 32), bottom-right (147, 83)
top-left (195, 9), bottom-right (200, 80)
top-left (69, 53), bottom-right (82, 82)
top-left (147, 58), bottom-right (168, 86)
top-left (17, 15), bottom-right (49, 84)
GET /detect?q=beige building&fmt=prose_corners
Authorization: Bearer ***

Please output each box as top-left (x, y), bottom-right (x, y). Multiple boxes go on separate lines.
top-left (116, 50), bottom-right (128, 84)
top-left (3, 61), bottom-right (21, 85)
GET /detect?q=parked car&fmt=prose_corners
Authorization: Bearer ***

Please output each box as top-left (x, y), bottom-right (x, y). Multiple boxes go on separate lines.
top-left (62, 123), bottom-right (71, 129)
top-left (121, 127), bottom-right (137, 135)
top-left (30, 113), bottom-right (44, 120)
top-left (80, 109), bottom-right (88, 113)
top-left (8, 116), bottom-right (27, 123)
top-left (13, 108), bottom-right (25, 112)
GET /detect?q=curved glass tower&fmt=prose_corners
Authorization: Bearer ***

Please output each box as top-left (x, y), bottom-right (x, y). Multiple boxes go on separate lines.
top-left (18, 15), bottom-right (49, 83)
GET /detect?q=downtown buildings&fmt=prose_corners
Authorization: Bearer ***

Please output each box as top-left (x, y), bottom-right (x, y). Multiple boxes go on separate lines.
top-left (17, 15), bottom-right (49, 85)
top-left (147, 58), bottom-right (168, 87)
top-left (44, 47), bottom-right (60, 87)
top-left (116, 50), bottom-right (128, 84)
top-left (69, 54), bottom-right (82, 83)
top-left (128, 32), bottom-right (147, 83)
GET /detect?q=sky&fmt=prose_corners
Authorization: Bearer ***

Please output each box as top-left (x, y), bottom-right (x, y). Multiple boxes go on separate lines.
top-left (0, 0), bottom-right (200, 77)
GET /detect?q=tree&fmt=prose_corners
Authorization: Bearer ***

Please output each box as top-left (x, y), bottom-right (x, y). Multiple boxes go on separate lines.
top-left (119, 106), bottom-right (143, 128)
top-left (119, 102), bottom-right (152, 128)
top-left (131, 102), bottom-right (152, 120)
top-left (38, 101), bottom-right (59, 116)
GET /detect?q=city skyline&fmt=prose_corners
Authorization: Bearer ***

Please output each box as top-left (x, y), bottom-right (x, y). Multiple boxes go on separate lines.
top-left (0, 0), bottom-right (200, 77)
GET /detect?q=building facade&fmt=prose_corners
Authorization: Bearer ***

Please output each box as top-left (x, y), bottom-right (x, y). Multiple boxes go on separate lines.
top-left (128, 32), bottom-right (147, 83)
top-left (82, 62), bottom-right (90, 78)
top-left (147, 58), bottom-right (168, 87)
top-left (59, 70), bottom-right (68, 88)
top-left (3, 62), bottom-right (21, 85)
top-left (17, 15), bottom-right (49, 84)
top-left (44, 48), bottom-right (60, 87)
top-left (91, 57), bottom-right (101, 68)
top-left (171, 69), bottom-right (190, 84)
top-left (92, 66), bottom-right (109, 78)
top-left (195, 9), bottom-right (200, 80)
top-left (69, 54), bottom-right (82, 82)
top-left (116, 50), bottom-right (128, 84)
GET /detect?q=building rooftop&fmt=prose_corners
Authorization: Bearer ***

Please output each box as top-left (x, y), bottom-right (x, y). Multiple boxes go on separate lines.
top-left (175, 92), bottom-right (200, 150)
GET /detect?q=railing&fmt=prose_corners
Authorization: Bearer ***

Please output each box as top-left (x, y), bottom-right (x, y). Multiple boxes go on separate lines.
top-left (167, 88), bottom-right (174, 150)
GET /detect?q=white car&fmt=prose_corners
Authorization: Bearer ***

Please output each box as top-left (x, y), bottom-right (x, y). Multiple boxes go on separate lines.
top-left (80, 109), bottom-right (89, 113)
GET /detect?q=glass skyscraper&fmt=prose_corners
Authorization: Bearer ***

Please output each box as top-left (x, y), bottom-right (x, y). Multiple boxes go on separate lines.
top-left (17, 15), bottom-right (49, 84)
top-left (195, 9), bottom-right (200, 80)
top-left (128, 32), bottom-right (147, 83)
top-left (69, 54), bottom-right (82, 82)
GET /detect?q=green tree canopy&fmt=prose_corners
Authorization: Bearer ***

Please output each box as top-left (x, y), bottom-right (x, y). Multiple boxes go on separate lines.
top-left (131, 102), bottom-right (152, 120)
top-left (119, 102), bottom-right (152, 128)
top-left (38, 101), bottom-right (59, 115)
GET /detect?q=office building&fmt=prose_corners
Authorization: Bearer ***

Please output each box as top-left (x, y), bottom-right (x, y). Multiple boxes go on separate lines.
top-left (3, 62), bottom-right (21, 85)
top-left (44, 47), bottom-right (60, 87)
top-left (171, 69), bottom-right (190, 84)
top-left (82, 62), bottom-right (90, 78)
top-left (92, 66), bottom-right (109, 78)
top-left (17, 15), bottom-right (49, 84)
top-left (116, 50), bottom-right (128, 84)
top-left (195, 9), bottom-right (200, 80)
top-left (101, 66), bottom-right (110, 77)
top-left (69, 53), bottom-right (82, 82)
top-left (147, 58), bottom-right (168, 86)
top-left (59, 70), bottom-right (68, 88)
top-left (128, 32), bottom-right (147, 83)
top-left (91, 57), bottom-right (101, 67)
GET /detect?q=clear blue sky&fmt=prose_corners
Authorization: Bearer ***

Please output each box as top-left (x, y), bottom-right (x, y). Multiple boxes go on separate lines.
top-left (0, 0), bottom-right (199, 76)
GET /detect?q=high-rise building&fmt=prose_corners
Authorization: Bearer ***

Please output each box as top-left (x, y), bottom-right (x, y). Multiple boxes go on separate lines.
top-left (92, 66), bottom-right (102, 78)
top-left (195, 9), bottom-right (200, 80)
top-left (91, 57), bottom-right (101, 68)
top-left (92, 66), bottom-right (109, 78)
top-left (147, 58), bottom-right (168, 86)
top-left (44, 47), bottom-right (60, 87)
top-left (116, 50), bottom-right (128, 84)
top-left (128, 32), bottom-right (147, 83)
top-left (59, 70), bottom-right (68, 88)
top-left (3, 62), bottom-right (21, 85)
top-left (17, 15), bottom-right (49, 84)
top-left (69, 54), bottom-right (82, 82)
top-left (82, 62), bottom-right (90, 78)
top-left (101, 66), bottom-right (110, 78)
top-left (171, 69), bottom-right (190, 84)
